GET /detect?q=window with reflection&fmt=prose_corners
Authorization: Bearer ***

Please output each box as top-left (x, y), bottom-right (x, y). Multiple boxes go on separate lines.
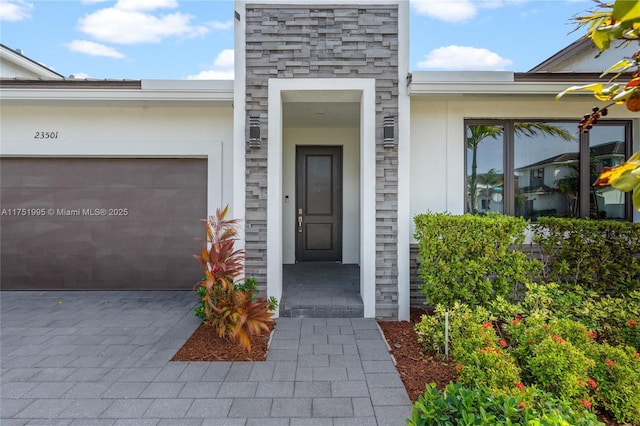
top-left (589, 124), bottom-right (628, 219)
top-left (513, 121), bottom-right (578, 220)
top-left (465, 120), bottom-right (632, 220)
top-left (466, 124), bottom-right (504, 214)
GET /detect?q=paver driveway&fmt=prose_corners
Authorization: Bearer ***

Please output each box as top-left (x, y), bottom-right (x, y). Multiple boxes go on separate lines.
top-left (0, 291), bottom-right (412, 425)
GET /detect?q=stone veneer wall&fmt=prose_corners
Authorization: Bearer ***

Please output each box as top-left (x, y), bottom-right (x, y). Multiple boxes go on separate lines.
top-left (244, 3), bottom-right (400, 319)
top-left (409, 243), bottom-right (424, 308)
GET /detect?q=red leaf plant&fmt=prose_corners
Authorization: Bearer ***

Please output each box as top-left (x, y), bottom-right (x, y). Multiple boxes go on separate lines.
top-left (194, 205), bottom-right (275, 352)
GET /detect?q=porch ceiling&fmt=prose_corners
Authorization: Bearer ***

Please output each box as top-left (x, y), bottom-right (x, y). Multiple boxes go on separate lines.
top-left (281, 90), bottom-right (360, 128)
top-left (283, 101), bottom-right (360, 128)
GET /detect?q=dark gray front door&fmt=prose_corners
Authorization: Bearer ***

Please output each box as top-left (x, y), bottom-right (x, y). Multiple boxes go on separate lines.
top-left (295, 146), bottom-right (342, 262)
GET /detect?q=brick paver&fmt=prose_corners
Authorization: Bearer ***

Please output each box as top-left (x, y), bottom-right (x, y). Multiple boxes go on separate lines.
top-left (1, 291), bottom-right (412, 425)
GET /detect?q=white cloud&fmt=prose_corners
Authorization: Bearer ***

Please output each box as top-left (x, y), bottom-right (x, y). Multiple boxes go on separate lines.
top-left (66, 40), bottom-right (125, 58)
top-left (78, 8), bottom-right (208, 44)
top-left (187, 70), bottom-right (235, 80)
top-left (410, 0), bottom-right (531, 22)
top-left (114, 0), bottom-right (178, 12)
top-left (187, 49), bottom-right (234, 80)
top-left (410, 0), bottom-right (477, 22)
top-left (68, 72), bottom-right (91, 79)
top-left (210, 20), bottom-right (233, 30)
top-left (417, 45), bottom-right (513, 71)
top-left (213, 49), bottom-right (234, 68)
top-left (0, 0), bottom-right (33, 21)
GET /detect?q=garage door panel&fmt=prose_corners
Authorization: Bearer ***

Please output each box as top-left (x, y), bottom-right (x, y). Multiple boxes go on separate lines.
top-left (2, 253), bottom-right (198, 290)
top-left (1, 188), bottom-right (207, 221)
top-left (3, 221), bottom-right (203, 257)
top-left (1, 158), bottom-right (207, 290)
top-left (0, 158), bottom-right (208, 189)
top-left (1, 221), bottom-right (97, 256)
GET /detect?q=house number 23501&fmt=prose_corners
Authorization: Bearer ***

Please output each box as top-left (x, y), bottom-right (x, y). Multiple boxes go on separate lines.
top-left (34, 131), bottom-right (59, 140)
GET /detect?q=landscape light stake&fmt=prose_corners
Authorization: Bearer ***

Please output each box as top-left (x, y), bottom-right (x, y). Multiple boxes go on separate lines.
top-left (445, 310), bottom-right (449, 357)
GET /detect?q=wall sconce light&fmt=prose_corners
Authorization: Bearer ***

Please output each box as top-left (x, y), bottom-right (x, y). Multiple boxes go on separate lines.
top-left (248, 116), bottom-right (261, 149)
top-left (383, 115), bottom-right (395, 149)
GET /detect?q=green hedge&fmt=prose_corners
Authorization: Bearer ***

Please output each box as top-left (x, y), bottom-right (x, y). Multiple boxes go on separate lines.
top-left (414, 212), bottom-right (542, 308)
top-left (413, 289), bottom-right (640, 424)
top-left (407, 383), bottom-right (603, 426)
top-left (532, 217), bottom-right (640, 296)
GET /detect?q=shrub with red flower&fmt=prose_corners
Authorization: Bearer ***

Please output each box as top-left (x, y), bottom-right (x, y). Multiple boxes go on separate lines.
top-left (551, 334), bottom-right (566, 344)
top-left (479, 347), bottom-right (500, 355)
top-left (627, 319), bottom-right (638, 327)
top-left (587, 378), bottom-right (597, 389)
top-left (604, 359), bottom-right (616, 368)
top-left (482, 322), bottom-right (492, 329)
top-left (586, 331), bottom-right (597, 339)
top-left (581, 399), bottom-right (593, 410)
top-left (515, 381), bottom-right (525, 390)
top-left (455, 363), bottom-right (464, 372)
top-left (498, 339), bottom-right (508, 348)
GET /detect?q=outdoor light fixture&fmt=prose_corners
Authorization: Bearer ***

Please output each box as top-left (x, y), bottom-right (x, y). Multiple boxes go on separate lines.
top-left (248, 116), bottom-right (261, 149)
top-left (383, 115), bottom-right (395, 149)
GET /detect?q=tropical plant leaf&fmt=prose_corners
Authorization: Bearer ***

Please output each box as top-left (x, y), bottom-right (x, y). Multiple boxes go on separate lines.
top-left (612, 87), bottom-right (639, 102)
top-left (612, 0), bottom-right (640, 23)
top-left (556, 83), bottom-right (605, 100)
top-left (601, 58), bottom-right (633, 77)
top-left (633, 184), bottom-right (640, 212)
top-left (611, 169), bottom-right (640, 192)
top-left (594, 152), bottom-right (640, 189)
top-left (594, 163), bottom-right (637, 188)
top-left (193, 203), bottom-right (276, 352)
top-left (625, 77), bottom-right (640, 88)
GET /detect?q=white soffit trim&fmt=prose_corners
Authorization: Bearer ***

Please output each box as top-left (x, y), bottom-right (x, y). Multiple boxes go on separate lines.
top-left (409, 71), bottom-right (596, 96)
top-left (396, 0), bottom-right (410, 322)
top-left (1, 81), bottom-right (234, 102)
top-left (233, 0), bottom-right (247, 250)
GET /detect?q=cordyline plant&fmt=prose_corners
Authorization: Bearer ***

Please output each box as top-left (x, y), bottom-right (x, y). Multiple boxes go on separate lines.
top-left (194, 205), bottom-right (274, 352)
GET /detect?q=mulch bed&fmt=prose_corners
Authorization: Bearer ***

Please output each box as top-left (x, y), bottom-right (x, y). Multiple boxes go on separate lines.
top-left (171, 321), bottom-right (275, 362)
top-left (377, 308), bottom-right (457, 402)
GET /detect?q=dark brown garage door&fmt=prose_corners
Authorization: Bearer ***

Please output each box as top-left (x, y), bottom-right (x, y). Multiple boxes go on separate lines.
top-left (1, 158), bottom-right (207, 290)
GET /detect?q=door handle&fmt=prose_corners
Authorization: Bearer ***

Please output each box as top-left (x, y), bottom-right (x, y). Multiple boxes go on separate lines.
top-left (298, 209), bottom-right (303, 233)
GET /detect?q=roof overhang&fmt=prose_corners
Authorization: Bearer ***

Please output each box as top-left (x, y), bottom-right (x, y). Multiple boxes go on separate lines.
top-left (0, 79), bottom-right (234, 104)
top-left (0, 44), bottom-right (64, 79)
top-left (409, 71), bottom-right (626, 98)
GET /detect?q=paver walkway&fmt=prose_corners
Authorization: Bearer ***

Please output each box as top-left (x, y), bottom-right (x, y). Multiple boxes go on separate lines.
top-left (1, 291), bottom-right (412, 425)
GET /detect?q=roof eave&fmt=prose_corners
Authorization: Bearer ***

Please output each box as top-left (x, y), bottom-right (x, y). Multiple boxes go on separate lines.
top-left (0, 79), bottom-right (235, 103)
top-left (409, 71), bottom-right (629, 96)
top-left (527, 38), bottom-right (593, 73)
top-left (0, 44), bottom-right (65, 79)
